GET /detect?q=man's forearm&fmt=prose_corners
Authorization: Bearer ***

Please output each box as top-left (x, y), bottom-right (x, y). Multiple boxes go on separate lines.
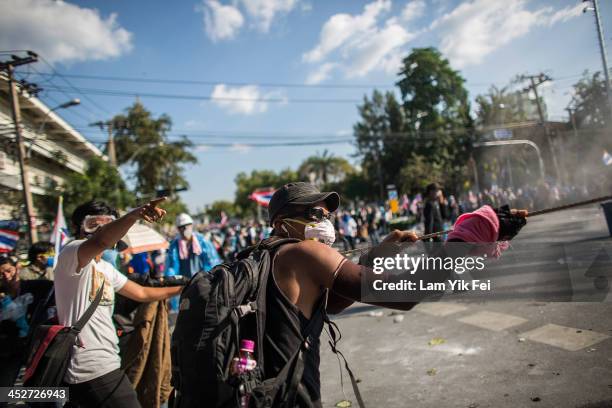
top-left (140, 286), bottom-right (183, 302)
top-left (91, 212), bottom-right (138, 250)
top-left (335, 241), bottom-right (474, 310)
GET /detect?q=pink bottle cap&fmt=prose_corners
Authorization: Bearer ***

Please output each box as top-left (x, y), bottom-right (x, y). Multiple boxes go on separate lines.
top-left (240, 339), bottom-right (255, 352)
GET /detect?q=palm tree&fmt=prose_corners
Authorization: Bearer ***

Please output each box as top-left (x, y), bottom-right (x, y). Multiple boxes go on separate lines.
top-left (298, 150), bottom-right (354, 187)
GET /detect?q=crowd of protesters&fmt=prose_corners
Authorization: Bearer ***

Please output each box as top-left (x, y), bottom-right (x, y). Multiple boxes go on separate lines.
top-left (0, 178), bottom-right (593, 406)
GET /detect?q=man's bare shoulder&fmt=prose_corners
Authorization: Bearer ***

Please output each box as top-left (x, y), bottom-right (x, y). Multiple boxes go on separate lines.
top-left (277, 239), bottom-right (340, 258)
top-left (275, 240), bottom-right (346, 287)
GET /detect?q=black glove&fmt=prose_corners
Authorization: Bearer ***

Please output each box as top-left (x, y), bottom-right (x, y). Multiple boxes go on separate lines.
top-left (494, 205), bottom-right (527, 241)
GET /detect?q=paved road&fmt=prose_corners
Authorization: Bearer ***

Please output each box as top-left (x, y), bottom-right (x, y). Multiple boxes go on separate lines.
top-left (319, 204), bottom-right (612, 408)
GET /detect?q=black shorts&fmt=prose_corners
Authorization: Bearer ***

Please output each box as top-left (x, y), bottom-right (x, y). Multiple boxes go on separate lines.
top-left (67, 369), bottom-right (141, 408)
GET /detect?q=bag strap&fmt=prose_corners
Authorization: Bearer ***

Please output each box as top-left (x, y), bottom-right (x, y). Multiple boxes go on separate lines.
top-left (324, 314), bottom-right (366, 408)
top-left (73, 281), bottom-right (105, 332)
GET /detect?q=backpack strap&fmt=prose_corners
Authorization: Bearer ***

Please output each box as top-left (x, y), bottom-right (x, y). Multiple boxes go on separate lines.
top-left (266, 302), bottom-right (325, 407)
top-left (73, 281), bottom-right (105, 332)
top-left (324, 313), bottom-right (366, 408)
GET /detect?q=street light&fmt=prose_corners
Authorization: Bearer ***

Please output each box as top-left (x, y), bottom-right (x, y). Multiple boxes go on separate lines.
top-left (583, 0), bottom-right (612, 121)
top-left (38, 98), bottom-right (80, 134)
top-left (27, 98), bottom-right (80, 157)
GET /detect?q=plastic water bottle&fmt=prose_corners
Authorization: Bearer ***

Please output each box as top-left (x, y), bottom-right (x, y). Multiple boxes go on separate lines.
top-left (231, 339), bottom-right (257, 408)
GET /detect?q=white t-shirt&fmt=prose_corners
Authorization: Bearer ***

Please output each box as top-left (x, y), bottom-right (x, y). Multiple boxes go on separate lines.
top-left (54, 240), bottom-right (128, 384)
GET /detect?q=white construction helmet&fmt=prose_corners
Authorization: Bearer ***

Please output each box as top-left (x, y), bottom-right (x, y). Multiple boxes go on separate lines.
top-left (176, 213), bottom-right (194, 227)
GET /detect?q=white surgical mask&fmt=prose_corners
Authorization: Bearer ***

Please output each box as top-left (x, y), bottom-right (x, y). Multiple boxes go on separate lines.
top-left (283, 218), bottom-right (336, 246)
top-left (181, 225), bottom-right (193, 240)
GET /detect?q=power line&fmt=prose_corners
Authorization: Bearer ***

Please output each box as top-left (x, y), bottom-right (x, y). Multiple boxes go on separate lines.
top-left (41, 84), bottom-right (362, 104)
top-left (21, 71), bottom-right (395, 90)
top-left (37, 56), bottom-right (112, 115)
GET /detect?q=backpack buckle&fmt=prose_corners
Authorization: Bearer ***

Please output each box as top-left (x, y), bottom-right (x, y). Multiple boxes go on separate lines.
top-left (235, 302), bottom-right (257, 318)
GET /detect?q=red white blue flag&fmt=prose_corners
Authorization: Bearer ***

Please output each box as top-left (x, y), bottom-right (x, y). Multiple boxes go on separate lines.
top-left (50, 196), bottom-right (70, 266)
top-left (0, 228), bottom-right (19, 253)
top-left (249, 189), bottom-right (276, 207)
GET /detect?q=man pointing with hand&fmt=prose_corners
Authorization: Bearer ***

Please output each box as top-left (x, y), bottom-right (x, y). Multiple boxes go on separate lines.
top-left (54, 197), bottom-right (182, 408)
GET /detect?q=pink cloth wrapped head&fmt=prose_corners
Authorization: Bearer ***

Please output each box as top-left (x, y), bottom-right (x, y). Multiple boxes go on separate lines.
top-left (447, 205), bottom-right (510, 258)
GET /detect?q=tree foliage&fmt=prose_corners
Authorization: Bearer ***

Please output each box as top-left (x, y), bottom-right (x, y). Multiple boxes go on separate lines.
top-left (39, 156), bottom-right (135, 223)
top-left (353, 47), bottom-right (476, 198)
top-left (111, 102), bottom-right (198, 197)
top-left (234, 169), bottom-right (300, 216)
top-left (297, 150), bottom-right (354, 187)
top-left (474, 86), bottom-right (527, 127)
top-left (572, 71), bottom-right (612, 129)
top-left (206, 200), bottom-right (237, 220)
top-left (353, 90), bottom-right (408, 198)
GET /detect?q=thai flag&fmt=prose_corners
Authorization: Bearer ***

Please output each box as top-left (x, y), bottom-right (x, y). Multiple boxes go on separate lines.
top-left (50, 196), bottom-right (70, 266)
top-left (0, 229), bottom-right (19, 253)
top-left (603, 150), bottom-right (612, 166)
top-left (249, 189), bottom-right (276, 207)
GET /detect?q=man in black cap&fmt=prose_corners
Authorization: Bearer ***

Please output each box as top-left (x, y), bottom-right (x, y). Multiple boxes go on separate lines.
top-left (263, 182), bottom-right (526, 407)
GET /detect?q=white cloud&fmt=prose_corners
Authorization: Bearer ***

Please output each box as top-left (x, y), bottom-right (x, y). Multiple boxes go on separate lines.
top-left (400, 0), bottom-right (425, 22)
top-left (241, 0), bottom-right (298, 32)
top-left (345, 21), bottom-right (413, 77)
top-left (195, 145), bottom-right (212, 152)
top-left (547, 3), bottom-right (584, 26)
top-left (0, 0), bottom-right (132, 64)
top-left (431, 0), bottom-right (584, 68)
top-left (302, 0), bottom-right (392, 64)
top-left (211, 84), bottom-right (285, 115)
top-left (183, 119), bottom-right (206, 129)
top-left (229, 143), bottom-right (253, 153)
top-left (305, 62), bottom-right (338, 84)
top-left (302, 0), bottom-right (416, 81)
top-left (197, 0), bottom-right (244, 42)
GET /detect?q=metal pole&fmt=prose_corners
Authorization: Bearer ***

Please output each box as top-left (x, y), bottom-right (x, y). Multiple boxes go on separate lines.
top-left (7, 65), bottom-right (37, 244)
top-left (592, 0), bottom-right (612, 120)
top-left (474, 140), bottom-right (545, 181)
top-left (529, 76), bottom-right (561, 182)
top-left (107, 122), bottom-right (117, 166)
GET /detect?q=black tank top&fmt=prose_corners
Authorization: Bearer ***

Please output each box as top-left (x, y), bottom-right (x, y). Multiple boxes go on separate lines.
top-left (264, 266), bottom-right (326, 407)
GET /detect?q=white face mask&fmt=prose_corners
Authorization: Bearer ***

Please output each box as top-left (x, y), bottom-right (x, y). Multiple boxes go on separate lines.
top-left (283, 218), bottom-right (336, 246)
top-left (305, 219), bottom-right (336, 246)
top-left (181, 225), bottom-right (193, 240)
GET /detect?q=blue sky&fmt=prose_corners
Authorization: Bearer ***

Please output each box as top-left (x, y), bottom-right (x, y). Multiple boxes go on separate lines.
top-left (1, 0), bottom-right (610, 211)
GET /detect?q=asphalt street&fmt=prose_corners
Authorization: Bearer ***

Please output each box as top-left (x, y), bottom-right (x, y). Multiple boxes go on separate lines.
top-left (319, 204), bottom-right (612, 408)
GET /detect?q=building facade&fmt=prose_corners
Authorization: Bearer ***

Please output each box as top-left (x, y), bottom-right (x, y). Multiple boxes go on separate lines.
top-left (0, 75), bottom-right (103, 233)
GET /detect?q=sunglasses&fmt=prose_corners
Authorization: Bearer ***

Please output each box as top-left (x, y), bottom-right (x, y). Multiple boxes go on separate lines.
top-left (288, 206), bottom-right (333, 222)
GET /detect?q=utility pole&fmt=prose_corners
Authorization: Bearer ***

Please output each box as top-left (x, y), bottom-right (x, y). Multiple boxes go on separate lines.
top-left (520, 73), bottom-right (561, 183)
top-left (1, 53), bottom-right (39, 244)
top-left (90, 121), bottom-right (117, 166)
top-left (584, 0), bottom-right (612, 120)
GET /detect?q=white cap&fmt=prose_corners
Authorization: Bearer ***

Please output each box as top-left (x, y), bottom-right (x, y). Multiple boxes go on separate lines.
top-left (176, 213), bottom-right (194, 227)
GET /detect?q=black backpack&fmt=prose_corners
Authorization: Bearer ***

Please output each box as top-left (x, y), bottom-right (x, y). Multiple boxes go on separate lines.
top-left (171, 238), bottom-right (365, 408)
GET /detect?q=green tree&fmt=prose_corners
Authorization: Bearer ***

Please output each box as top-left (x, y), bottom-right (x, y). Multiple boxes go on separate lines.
top-left (396, 47), bottom-right (475, 193)
top-left (38, 156), bottom-right (135, 225)
top-left (111, 102), bottom-right (197, 197)
top-left (234, 168), bottom-right (299, 216)
top-left (399, 155), bottom-right (445, 195)
top-left (572, 71), bottom-right (612, 129)
top-left (206, 200), bottom-right (236, 220)
top-left (474, 85), bottom-right (527, 127)
top-left (353, 90), bottom-right (408, 199)
top-left (298, 150), bottom-right (354, 187)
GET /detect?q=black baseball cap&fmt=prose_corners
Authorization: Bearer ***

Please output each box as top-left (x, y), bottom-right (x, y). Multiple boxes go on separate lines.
top-left (268, 182), bottom-right (340, 222)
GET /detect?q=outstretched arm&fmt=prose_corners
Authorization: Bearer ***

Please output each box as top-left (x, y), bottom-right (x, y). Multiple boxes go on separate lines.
top-left (77, 198), bottom-right (167, 270)
top-left (118, 280), bottom-right (182, 303)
